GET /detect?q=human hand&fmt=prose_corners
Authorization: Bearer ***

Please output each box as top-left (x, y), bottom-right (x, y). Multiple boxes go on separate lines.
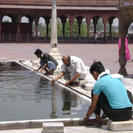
top-left (40, 69), bottom-right (44, 73)
top-left (84, 115), bottom-right (89, 122)
top-left (64, 82), bottom-right (70, 86)
top-left (34, 69), bottom-right (38, 72)
top-left (51, 79), bottom-right (56, 85)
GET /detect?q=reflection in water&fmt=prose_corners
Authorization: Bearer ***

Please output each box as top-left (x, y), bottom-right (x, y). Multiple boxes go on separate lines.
top-left (35, 77), bottom-right (58, 118)
top-left (62, 90), bottom-right (77, 115)
top-left (62, 90), bottom-right (71, 115)
top-left (38, 77), bottom-right (50, 89)
top-left (34, 77), bottom-right (52, 103)
top-left (0, 62), bottom-right (89, 121)
top-left (0, 62), bottom-right (26, 71)
top-left (62, 90), bottom-right (71, 111)
top-left (50, 87), bottom-right (57, 118)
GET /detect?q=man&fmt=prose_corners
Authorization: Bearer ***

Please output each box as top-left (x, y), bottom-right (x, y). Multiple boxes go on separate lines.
top-left (84, 61), bottom-right (132, 127)
top-left (34, 49), bottom-right (58, 75)
top-left (51, 55), bottom-right (87, 86)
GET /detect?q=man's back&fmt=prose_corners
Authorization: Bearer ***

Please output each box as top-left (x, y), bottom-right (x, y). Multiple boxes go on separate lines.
top-left (67, 56), bottom-right (87, 73)
top-left (93, 74), bottom-right (132, 109)
top-left (42, 53), bottom-right (58, 66)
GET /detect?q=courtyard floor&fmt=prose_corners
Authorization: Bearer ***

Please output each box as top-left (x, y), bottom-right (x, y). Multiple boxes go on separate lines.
top-left (0, 43), bottom-right (133, 133)
top-left (0, 43), bottom-right (133, 74)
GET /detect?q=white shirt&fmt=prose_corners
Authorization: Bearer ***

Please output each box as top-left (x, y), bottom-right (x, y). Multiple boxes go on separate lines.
top-left (61, 56), bottom-right (87, 80)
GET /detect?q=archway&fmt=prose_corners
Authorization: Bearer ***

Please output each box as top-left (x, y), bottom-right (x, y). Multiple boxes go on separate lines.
top-left (57, 18), bottom-right (63, 38)
top-left (96, 18), bottom-right (104, 39)
top-left (38, 17), bottom-right (46, 38)
top-left (2, 15), bottom-right (12, 23)
top-left (89, 19), bottom-right (94, 38)
top-left (20, 15), bottom-right (33, 42)
top-left (21, 16), bottom-right (29, 23)
top-left (80, 18), bottom-right (87, 38)
top-left (72, 18), bottom-right (78, 38)
top-left (112, 18), bottom-right (119, 39)
top-left (2, 15), bottom-right (16, 41)
top-left (65, 18), bottom-right (70, 38)
top-left (128, 22), bottom-right (133, 42)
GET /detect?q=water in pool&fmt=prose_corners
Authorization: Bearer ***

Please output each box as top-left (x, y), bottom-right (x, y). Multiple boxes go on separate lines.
top-left (0, 62), bottom-right (90, 121)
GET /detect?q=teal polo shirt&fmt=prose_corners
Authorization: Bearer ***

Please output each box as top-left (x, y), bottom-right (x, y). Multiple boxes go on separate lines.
top-left (93, 74), bottom-right (132, 109)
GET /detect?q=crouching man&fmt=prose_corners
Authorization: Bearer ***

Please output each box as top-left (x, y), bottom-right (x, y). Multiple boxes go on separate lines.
top-left (51, 55), bottom-right (87, 86)
top-left (84, 61), bottom-right (132, 127)
top-left (34, 49), bottom-right (58, 75)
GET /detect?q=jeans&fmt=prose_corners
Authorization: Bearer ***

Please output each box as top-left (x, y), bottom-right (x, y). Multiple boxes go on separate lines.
top-left (40, 60), bottom-right (57, 71)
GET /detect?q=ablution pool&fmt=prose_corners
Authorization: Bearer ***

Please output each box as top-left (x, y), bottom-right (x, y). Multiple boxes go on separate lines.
top-left (0, 61), bottom-right (90, 121)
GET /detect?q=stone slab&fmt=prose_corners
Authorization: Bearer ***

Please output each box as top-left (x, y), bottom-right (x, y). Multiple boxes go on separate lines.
top-left (42, 122), bottom-right (64, 133)
top-left (0, 121), bottom-right (30, 130)
top-left (107, 119), bottom-right (133, 131)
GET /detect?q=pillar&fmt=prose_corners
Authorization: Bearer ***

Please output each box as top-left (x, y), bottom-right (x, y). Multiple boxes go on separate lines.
top-left (29, 18), bottom-right (33, 41)
top-left (0, 15), bottom-right (2, 41)
top-left (51, 0), bottom-right (58, 48)
top-left (119, 34), bottom-right (127, 76)
top-left (60, 16), bottom-right (67, 39)
top-left (45, 17), bottom-right (50, 39)
top-left (69, 16), bottom-right (74, 40)
top-left (93, 17), bottom-right (98, 38)
top-left (77, 16), bottom-right (83, 39)
top-left (109, 21), bottom-right (113, 38)
top-left (103, 17), bottom-right (108, 39)
top-left (119, 12), bottom-right (127, 76)
top-left (86, 17), bottom-right (91, 40)
top-left (50, 0), bottom-right (62, 62)
top-left (17, 14), bottom-right (21, 42)
top-left (12, 17), bottom-right (17, 23)
top-left (108, 17), bottom-right (114, 39)
top-left (35, 16), bottom-right (39, 40)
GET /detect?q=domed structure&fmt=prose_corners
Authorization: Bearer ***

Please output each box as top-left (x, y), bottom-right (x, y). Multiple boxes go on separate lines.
top-left (0, 0), bottom-right (120, 43)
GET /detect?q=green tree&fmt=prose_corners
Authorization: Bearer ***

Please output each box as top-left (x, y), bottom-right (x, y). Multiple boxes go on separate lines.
top-left (96, 18), bottom-right (104, 32)
top-left (38, 23), bottom-right (46, 37)
top-left (57, 18), bottom-right (62, 37)
top-left (72, 19), bottom-right (78, 37)
top-left (81, 20), bottom-right (87, 37)
top-left (48, 21), bottom-right (51, 37)
top-left (65, 19), bottom-right (70, 37)
top-left (112, 26), bottom-right (119, 38)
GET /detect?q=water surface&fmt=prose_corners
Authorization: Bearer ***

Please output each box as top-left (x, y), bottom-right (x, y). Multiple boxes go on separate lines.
top-left (0, 62), bottom-right (90, 121)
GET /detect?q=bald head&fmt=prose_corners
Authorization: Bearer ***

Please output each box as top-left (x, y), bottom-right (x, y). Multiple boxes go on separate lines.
top-left (62, 55), bottom-right (70, 66)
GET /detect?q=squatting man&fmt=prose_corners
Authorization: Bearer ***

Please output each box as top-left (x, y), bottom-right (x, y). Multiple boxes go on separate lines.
top-left (34, 49), bottom-right (58, 75)
top-left (51, 55), bottom-right (88, 86)
top-left (84, 61), bottom-right (133, 127)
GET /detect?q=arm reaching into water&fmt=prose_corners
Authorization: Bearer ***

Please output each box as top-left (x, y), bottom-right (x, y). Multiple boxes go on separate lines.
top-left (64, 73), bottom-right (80, 86)
top-left (51, 72), bottom-right (65, 84)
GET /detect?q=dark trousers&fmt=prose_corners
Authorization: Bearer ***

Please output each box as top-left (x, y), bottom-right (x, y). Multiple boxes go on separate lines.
top-left (91, 90), bottom-right (132, 121)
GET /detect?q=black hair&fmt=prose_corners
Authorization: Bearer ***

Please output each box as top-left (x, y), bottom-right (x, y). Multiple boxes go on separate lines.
top-left (34, 49), bottom-right (42, 55)
top-left (90, 61), bottom-right (105, 74)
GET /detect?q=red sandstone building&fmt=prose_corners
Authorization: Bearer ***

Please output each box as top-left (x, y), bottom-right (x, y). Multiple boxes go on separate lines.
top-left (0, 0), bottom-right (121, 43)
